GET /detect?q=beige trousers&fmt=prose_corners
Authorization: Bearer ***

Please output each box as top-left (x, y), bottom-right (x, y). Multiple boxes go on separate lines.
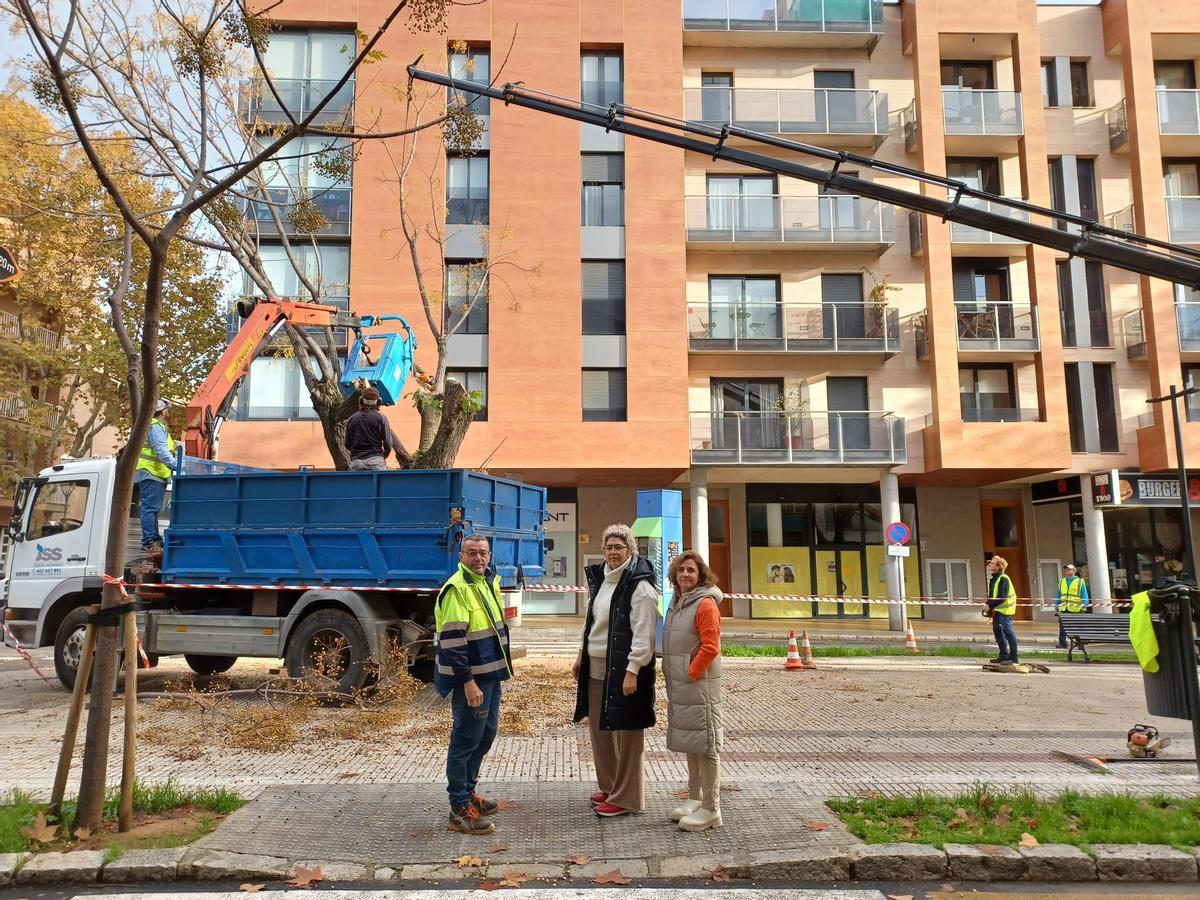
top-left (686, 752), bottom-right (721, 811)
top-left (587, 660), bottom-right (645, 811)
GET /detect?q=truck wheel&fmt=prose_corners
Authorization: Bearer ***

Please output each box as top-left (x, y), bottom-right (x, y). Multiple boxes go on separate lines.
top-left (53, 606), bottom-right (92, 691)
top-left (286, 609), bottom-right (370, 695)
top-left (185, 654), bottom-right (237, 676)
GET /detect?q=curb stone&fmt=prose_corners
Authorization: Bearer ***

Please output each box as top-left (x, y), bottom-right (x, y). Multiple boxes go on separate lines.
top-left (943, 844), bottom-right (1025, 881)
top-left (15, 850), bottom-right (105, 886)
top-left (373, 866), bottom-right (399, 880)
top-left (289, 860), bottom-right (372, 882)
top-left (1091, 844), bottom-right (1197, 882)
top-left (0, 853), bottom-right (25, 887)
top-left (851, 843), bottom-right (947, 880)
top-left (1019, 844), bottom-right (1097, 881)
top-left (399, 862), bottom-right (487, 881)
top-left (101, 847), bottom-right (188, 883)
top-left (568, 859), bottom-right (651, 880)
top-left (178, 849), bottom-right (290, 881)
top-left (745, 848), bottom-right (850, 881)
top-left (487, 863), bottom-right (566, 881)
top-left (656, 854), bottom-right (747, 879)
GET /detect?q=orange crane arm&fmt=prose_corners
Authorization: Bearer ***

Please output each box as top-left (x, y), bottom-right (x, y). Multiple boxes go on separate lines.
top-left (185, 298), bottom-right (349, 459)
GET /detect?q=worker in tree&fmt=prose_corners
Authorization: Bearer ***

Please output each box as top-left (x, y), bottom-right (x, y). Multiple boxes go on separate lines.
top-left (134, 398), bottom-right (176, 552)
top-left (1054, 563), bottom-right (1089, 648)
top-left (434, 534), bottom-right (512, 835)
top-left (985, 555), bottom-right (1019, 664)
top-left (343, 387), bottom-right (396, 470)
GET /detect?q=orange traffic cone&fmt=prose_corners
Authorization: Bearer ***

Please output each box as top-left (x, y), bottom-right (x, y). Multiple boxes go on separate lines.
top-left (784, 629), bottom-right (805, 670)
top-left (799, 629), bottom-right (817, 669)
top-left (904, 621), bottom-right (920, 654)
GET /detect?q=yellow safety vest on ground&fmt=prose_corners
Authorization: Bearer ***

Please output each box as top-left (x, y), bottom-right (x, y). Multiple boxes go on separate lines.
top-left (136, 418), bottom-right (176, 481)
top-left (1058, 576), bottom-right (1086, 613)
top-left (1128, 591), bottom-right (1160, 673)
top-left (990, 573), bottom-right (1017, 616)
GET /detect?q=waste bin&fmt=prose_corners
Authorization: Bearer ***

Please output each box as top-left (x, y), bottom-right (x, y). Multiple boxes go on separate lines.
top-left (1141, 585), bottom-right (1198, 720)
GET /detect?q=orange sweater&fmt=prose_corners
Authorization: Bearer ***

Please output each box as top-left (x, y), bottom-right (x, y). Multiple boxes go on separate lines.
top-left (688, 596), bottom-right (722, 681)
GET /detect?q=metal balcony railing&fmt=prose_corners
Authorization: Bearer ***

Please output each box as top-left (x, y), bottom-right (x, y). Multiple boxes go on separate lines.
top-left (241, 78), bottom-right (355, 127)
top-left (1176, 301), bottom-right (1200, 352)
top-left (683, 87), bottom-right (888, 137)
top-left (0, 395), bottom-right (30, 422)
top-left (1121, 308), bottom-right (1147, 361)
top-left (685, 194), bottom-right (894, 244)
top-left (1158, 89), bottom-right (1200, 136)
top-left (682, 0), bottom-right (884, 34)
top-left (942, 88), bottom-right (1023, 136)
top-left (0, 311), bottom-right (60, 350)
top-left (1107, 204), bottom-right (1136, 234)
top-left (949, 197), bottom-right (1031, 244)
top-left (1166, 196), bottom-right (1200, 244)
top-left (901, 99), bottom-right (918, 151)
top-left (1107, 98), bottom-right (1129, 151)
top-left (913, 312), bottom-right (929, 359)
top-left (244, 187), bottom-right (351, 236)
top-left (955, 301), bottom-right (1040, 352)
top-left (687, 300), bottom-right (900, 353)
top-left (960, 406), bottom-right (1040, 423)
top-left (690, 409), bottom-right (906, 464)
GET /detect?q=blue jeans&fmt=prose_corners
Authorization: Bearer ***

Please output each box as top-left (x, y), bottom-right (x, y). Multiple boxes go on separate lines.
top-left (992, 613), bottom-right (1019, 662)
top-left (446, 679), bottom-right (501, 811)
top-left (136, 478), bottom-right (165, 547)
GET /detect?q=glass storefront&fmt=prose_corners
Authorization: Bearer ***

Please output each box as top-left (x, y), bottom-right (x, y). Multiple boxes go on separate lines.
top-left (528, 497), bottom-right (580, 615)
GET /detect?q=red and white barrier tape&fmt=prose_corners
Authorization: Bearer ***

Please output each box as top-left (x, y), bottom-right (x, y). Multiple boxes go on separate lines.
top-left (1, 621), bottom-right (55, 686)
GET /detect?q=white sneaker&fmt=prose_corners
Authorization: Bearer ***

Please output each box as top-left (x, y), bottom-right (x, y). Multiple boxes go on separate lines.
top-left (670, 799), bottom-right (701, 822)
top-left (679, 807), bottom-right (722, 832)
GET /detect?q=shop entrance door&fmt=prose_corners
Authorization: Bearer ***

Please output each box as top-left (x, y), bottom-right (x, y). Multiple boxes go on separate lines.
top-left (981, 500), bottom-right (1029, 620)
top-left (682, 499), bottom-right (732, 615)
top-left (814, 548), bottom-right (865, 617)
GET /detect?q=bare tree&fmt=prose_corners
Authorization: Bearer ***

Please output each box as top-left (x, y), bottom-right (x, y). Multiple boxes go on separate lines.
top-left (2, 0), bottom-right (474, 830)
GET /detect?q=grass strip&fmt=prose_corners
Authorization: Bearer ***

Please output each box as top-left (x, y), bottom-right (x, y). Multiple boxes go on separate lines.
top-left (828, 786), bottom-right (1200, 849)
top-left (721, 642), bottom-right (1137, 662)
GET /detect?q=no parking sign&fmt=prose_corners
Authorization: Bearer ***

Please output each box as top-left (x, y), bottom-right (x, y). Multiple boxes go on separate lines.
top-left (885, 521), bottom-right (911, 545)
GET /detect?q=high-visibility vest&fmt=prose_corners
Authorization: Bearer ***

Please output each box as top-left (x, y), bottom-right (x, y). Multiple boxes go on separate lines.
top-left (990, 573), bottom-right (1017, 616)
top-left (1058, 576), bottom-right (1086, 613)
top-left (136, 418), bottom-right (175, 481)
top-left (1128, 591), bottom-right (1159, 673)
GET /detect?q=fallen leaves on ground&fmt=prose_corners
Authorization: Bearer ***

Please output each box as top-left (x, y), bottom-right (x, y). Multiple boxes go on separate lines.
top-left (336, 772), bottom-right (359, 779)
top-left (857, 789), bottom-right (881, 799)
top-left (948, 808), bottom-right (970, 829)
top-left (239, 884), bottom-right (266, 894)
top-left (494, 799), bottom-right (515, 811)
top-left (593, 869), bottom-right (631, 885)
top-left (21, 811), bottom-right (57, 844)
top-left (286, 866), bottom-right (324, 888)
top-left (720, 783), bottom-right (741, 792)
top-left (1023, 817), bottom-right (1041, 830)
top-left (710, 865), bottom-right (732, 882)
top-left (565, 854), bottom-right (592, 865)
top-left (992, 804), bottom-right (1013, 828)
top-left (802, 820), bottom-right (829, 831)
top-left (941, 885), bottom-right (958, 893)
top-left (454, 854), bottom-right (484, 868)
top-left (887, 895), bottom-right (914, 900)
top-left (499, 871), bottom-right (529, 887)
top-left (978, 794), bottom-right (995, 811)
top-left (487, 842), bottom-right (509, 854)
top-left (72, 826), bottom-right (91, 840)
top-left (1019, 832), bottom-right (1040, 848)
top-left (478, 878), bottom-right (502, 891)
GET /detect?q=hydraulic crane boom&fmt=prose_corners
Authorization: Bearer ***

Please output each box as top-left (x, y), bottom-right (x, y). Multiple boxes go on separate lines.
top-left (410, 67), bottom-right (1200, 290)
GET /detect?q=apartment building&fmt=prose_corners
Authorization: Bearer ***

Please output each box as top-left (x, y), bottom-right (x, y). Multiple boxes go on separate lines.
top-left (224, 0), bottom-right (1200, 622)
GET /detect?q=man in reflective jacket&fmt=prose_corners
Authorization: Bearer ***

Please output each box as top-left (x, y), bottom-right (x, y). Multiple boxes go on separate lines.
top-left (434, 534), bottom-right (512, 835)
top-left (1055, 563), bottom-right (1089, 648)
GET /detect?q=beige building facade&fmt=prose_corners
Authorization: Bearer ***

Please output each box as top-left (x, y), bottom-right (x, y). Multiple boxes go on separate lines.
top-left (227, 0), bottom-right (1200, 621)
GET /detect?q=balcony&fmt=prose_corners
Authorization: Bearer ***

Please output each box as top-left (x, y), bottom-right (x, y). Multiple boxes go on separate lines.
top-left (1107, 204), bottom-right (1136, 234)
top-left (1107, 99), bottom-right (1128, 153)
top-left (949, 197), bottom-right (1031, 255)
top-left (1166, 196), bottom-right (1200, 245)
top-left (1121, 308), bottom-right (1147, 361)
top-left (687, 300), bottom-right (900, 354)
top-left (682, 0), bottom-right (884, 49)
top-left (241, 78), bottom-right (355, 128)
top-left (0, 395), bottom-right (29, 423)
top-left (901, 99), bottom-right (918, 152)
top-left (955, 301), bottom-right (1040, 355)
top-left (690, 409), bottom-right (907, 465)
top-left (942, 88), bottom-right (1022, 153)
top-left (1158, 89), bottom-right (1200, 153)
top-left (244, 187), bottom-right (351, 237)
top-left (683, 88), bottom-right (888, 148)
top-left (1177, 302), bottom-right (1200, 353)
top-left (960, 406), bottom-right (1041, 424)
top-left (685, 194), bottom-right (894, 249)
top-left (0, 311), bottom-right (60, 350)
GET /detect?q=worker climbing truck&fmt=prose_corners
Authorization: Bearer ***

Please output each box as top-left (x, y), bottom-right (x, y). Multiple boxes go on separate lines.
top-left (2, 457), bottom-right (546, 691)
top-left (2, 297), bottom-right (545, 691)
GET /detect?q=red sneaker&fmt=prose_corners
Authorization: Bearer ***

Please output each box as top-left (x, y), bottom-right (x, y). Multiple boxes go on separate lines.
top-left (590, 791), bottom-right (608, 804)
top-left (594, 801), bottom-right (630, 817)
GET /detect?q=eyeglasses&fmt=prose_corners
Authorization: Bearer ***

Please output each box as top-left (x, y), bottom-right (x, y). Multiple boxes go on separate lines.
top-left (462, 549), bottom-right (491, 559)
top-left (604, 544), bottom-right (628, 552)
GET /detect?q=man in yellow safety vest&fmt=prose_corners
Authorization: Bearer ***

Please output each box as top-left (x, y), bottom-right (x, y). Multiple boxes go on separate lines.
top-left (985, 555), bottom-right (1019, 664)
top-left (134, 399), bottom-right (176, 552)
top-left (1055, 563), bottom-right (1089, 648)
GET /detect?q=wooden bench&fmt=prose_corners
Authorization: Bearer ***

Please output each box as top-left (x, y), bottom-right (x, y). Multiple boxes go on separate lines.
top-left (1059, 612), bottom-right (1130, 662)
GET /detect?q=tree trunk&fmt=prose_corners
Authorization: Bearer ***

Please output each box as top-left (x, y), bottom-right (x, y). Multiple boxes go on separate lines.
top-left (309, 380), bottom-right (357, 470)
top-left (411, 380), bottom-right (473, 469)
top-left (418, 403), bottom-right (441, 453)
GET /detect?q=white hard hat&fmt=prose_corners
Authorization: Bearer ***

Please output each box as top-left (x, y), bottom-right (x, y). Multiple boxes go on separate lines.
top-left (155, 398), bottom-right (169, 412)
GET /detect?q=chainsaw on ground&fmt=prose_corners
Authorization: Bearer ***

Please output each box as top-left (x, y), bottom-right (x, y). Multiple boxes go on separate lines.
top-left (1127, 724), bottom-right (1171, 758)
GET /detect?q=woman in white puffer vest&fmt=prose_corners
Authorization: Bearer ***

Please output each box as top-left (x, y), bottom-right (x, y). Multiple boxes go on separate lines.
top-left (663, 550), bottom-right (724, 832)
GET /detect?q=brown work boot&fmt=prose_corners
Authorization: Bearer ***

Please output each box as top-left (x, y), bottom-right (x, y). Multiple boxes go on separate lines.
top-left (471, 793), bottom-right (499, 816)
top-left (448, 804), bottom-right (495, 835)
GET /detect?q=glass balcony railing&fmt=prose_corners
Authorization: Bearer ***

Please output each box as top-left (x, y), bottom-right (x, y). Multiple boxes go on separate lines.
top-left (1121, 308), bottom-right (1147, 361)
top-left (683, 87), bottom-right (888, 137)
top-left (690, 409), bottom-right (906, 465)
top-left (1177, 302), bottom-right (1200, 352)
top-left (949, 197), bottom-right (1031, 244)
top-left (1158, 89), bottom-right (1200, 136)
top-left (1166, 196), bottom-right (1200, 244)
top-left (687, 300), bottom-right (900, 353)
top-left (682, 0), bottom-right (884, 34)
top-left (244, 187), bottom-right (351, 236)
top-left (955, 301), bottom-right (1039, 352)
top-left (1107, 98), bottom-right (1129, 151)
top-left (685, 194), bottom-right (894, 244)
top-left (242, 78), bottom-right (355, 127)
top-left (960, 406), bottom-right (1040, 424)
top-left (942, 88), bottom-right (1023, 136)
top-left (1106, 204), bottom-right (1136, 234)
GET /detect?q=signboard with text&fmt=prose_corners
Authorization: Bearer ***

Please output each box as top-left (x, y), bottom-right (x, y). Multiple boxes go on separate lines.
top-left (1093, 470), bottom-right (1200, 507)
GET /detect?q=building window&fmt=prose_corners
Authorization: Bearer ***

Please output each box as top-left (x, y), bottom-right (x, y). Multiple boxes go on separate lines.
top-left (959, 364), bottom-right (1016, 422)
top-left (705, 174), bottom-right (777, 231)
top-left (700, 72), bottom-right (733, 123)
top-left (445, 261), bottom-right (488, 334)
top-left (447, 369), bottom-right (488, 421)
top-left (581, 153), bottom-right (624, 226)
top-left (1070, 60), bottom-right (1092, 107)
top-left (581, 51), bottom-right (622, 108)
top-left (447, 155), bottom-right (488, 225)
top-left (582, 368), bottom-right (627, 421)
top-left (582, 261), bottom-right (625, 335)
top-left (1084, 260), bottom-right (1109, 346)
top-left (1041, 59), bottom-right (1058, 107)
top-left (251, 136), bottom-right (352, 235)
top-left (448, 44), bottom-right (490, 115)
top-left (1093, 363), bottom-right (1119, 452)
top-left (708, 276), bottom-right (780, 341)
top-left (1077, 158), bottom-right (1098, 222)
top-left (259, 30), bottom-right (356, 119)
top-left (940, 60), bottom-right (995, 89)
top-left (1185, 365), bottom-right (1200, 422)
top-left (947, 157), bottom-right (1001, 194)
top-left (952, 258), bottom-right (1010, 304)
top-left (1064, 362), bottom-right (1085, 452)
top-left (1056, 259), bottom-right (1076, 348)
top-left (237, 355), bottom-right (320, 420)
top-left (243, 243), bottom-right (350, 307)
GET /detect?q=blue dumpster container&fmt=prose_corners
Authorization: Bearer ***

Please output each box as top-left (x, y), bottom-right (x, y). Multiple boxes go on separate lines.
top-left (340, 318), bottom-right (415, 405)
